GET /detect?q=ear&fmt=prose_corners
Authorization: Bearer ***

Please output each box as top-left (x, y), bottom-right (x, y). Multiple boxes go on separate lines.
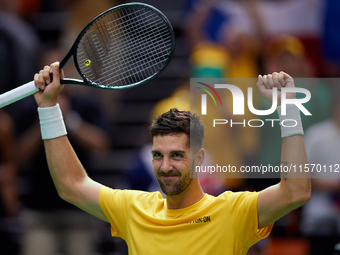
top-left (195, 148), bottom-right (205, 166)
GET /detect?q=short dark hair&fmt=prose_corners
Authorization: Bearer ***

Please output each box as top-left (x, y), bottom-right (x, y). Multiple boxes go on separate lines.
top-left (150, 108), bottom-right (205, 149)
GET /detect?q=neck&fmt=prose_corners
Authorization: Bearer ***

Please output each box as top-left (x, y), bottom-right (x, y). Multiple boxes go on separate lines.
top-left (166, 179), bottom-right (205, 209)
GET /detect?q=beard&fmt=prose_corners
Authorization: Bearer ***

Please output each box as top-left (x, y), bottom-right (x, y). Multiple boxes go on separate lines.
top-left (156, 169), bottom-right (192, 196)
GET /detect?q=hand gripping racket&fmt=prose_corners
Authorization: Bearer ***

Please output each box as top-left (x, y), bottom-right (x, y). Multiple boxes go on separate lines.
top-left (0, 2), bottom-right (175, 108)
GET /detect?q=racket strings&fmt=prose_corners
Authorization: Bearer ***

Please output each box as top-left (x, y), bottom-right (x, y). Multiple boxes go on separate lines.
top-left (93, 10), bottom-right (166, 58)
top-left (76, 5), bottom-right (173, 87)
top-left (97, 18), bottom-right (170, 81)
top-left (79, 9), bottom-right (170, 84)
top-left (108, 8), bottom-right (171, 71)
top-left (100, 51), bottom-right (171, 86)
top-left (98, 38), bottom-right (172, 83)
top-left (98, 9), bottom-right (171, 84)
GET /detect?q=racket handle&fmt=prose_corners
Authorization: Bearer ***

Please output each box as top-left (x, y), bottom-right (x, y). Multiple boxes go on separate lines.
top-left (0, 81), bottom-right (39, 108)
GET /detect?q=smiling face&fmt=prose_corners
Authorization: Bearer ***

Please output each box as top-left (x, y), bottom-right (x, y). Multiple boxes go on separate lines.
top-left (152, 133), bottom-right (194, 196)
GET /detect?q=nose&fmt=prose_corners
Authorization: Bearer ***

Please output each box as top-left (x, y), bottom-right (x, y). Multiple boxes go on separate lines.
top-left (160, 156), bottom-right (173, 172)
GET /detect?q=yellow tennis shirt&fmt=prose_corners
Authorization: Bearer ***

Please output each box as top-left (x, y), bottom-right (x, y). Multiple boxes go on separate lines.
top-left (99, 186), bottom-right (273, 255)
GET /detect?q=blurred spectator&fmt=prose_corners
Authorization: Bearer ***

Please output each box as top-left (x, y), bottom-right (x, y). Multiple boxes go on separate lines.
top-left (183, 0), bottom-right (265, 190)
top-left (17, 0), bottom-right (41, 20)
top-left (183, 0), bottom-right (264, 78)
top-left (56, 0), bottom-right (123, 119)
top-left (300, 85), bottom-right (340, 255)
top-left (59, 0), bottom-right (120, 81)
top-left (17, 49), bottom-right (111, 255)
top-left (0, 3), bottom-right (40, 253)
top-left (60, 0), bottom-right (118, 46)
top-left (0, 0), bottom-right (40, 93)
top-left (321, 0), bottom-right (340, 77)
top-left (184, 0), bottom-right (326, 77)
top-left (0, 110), bottom-right (20, 255)
top-left (264, 35), bottom-right (314, 78)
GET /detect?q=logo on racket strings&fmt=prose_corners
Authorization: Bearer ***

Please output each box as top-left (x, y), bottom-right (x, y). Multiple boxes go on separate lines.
top-left (84, 59), bottom-right (92, 67)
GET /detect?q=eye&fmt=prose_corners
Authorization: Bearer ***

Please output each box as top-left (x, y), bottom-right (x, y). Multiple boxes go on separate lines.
top-left (152, 152), bottom-right (163, 159)
top-left (171, 152), bottom-right (183, 158)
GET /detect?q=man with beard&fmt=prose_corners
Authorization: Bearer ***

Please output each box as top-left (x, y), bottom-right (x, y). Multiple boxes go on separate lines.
top-left (32, 62), bottom-right (311, 254)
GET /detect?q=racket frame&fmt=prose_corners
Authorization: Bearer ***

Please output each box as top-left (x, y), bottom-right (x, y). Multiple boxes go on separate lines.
top-left (59, 2), bottom-right (176, 89)
top-left (0, 2), bottom-right (175, 108)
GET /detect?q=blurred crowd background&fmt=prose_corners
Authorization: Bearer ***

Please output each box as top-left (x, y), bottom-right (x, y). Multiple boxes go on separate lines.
top-left (0, 0), bottom-right (340, 254)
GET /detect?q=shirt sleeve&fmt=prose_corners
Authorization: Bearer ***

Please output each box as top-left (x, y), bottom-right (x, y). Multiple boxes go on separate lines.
top-left (99, 185), bottom-right (145, 239)
top-left (226, 191), bottom-right (273, 248)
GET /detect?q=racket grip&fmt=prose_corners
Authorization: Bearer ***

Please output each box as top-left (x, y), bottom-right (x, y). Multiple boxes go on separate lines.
top-left (0, 81), bottom-right (39, 108)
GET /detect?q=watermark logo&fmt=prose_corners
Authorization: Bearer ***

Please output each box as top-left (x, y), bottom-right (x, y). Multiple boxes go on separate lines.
top-left (196, 82), bottom-right (222, 115)
top-left (199, 84), bottom-right (311, 116)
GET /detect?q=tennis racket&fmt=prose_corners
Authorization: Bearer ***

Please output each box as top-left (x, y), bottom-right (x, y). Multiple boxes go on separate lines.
top-left (0, 2), bottom-right (175, 108)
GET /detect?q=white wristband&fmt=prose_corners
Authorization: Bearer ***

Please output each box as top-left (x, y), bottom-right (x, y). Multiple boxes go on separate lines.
top-left (38, 104), bottom-right (67, 140)
top-left (277, 105), bottom-right (304, 138)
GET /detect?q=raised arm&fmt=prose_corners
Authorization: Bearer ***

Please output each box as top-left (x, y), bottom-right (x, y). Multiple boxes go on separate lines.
top-left (33, 62), bottom-right (108, 222)
top-left (256, 71), bottom-right (311, 229)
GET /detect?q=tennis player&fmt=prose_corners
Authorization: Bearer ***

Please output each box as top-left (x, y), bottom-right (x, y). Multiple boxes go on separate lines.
top-left (33, 62), bottom-right (311, 254)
